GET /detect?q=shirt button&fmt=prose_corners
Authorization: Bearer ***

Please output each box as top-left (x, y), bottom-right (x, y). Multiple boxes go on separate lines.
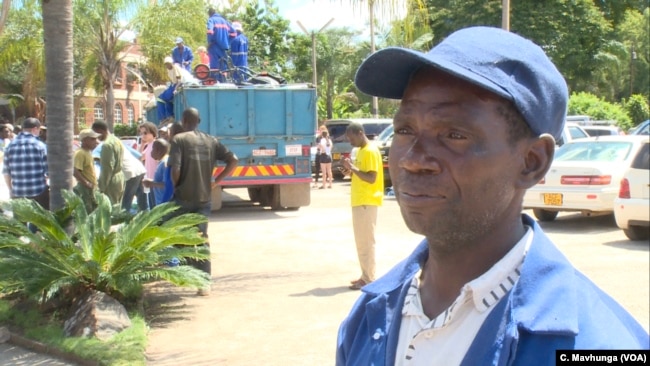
top-left (372, 331), bottom-right (381, 340)
top-left (425, 332), bottom-right (433, 339)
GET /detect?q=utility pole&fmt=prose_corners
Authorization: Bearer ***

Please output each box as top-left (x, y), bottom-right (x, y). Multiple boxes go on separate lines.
top-left (297, 18), bottom-right (334, 130)
top-left (297, 18), bottom-right (335, 89)
top-left (502, 0), bottom-right (510, 31)
top-left (369, 1), bottom-right (378, 118)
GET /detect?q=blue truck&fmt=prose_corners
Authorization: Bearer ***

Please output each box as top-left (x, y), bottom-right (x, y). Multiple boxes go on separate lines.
top-left (147, 84), bottom-right (316, 210)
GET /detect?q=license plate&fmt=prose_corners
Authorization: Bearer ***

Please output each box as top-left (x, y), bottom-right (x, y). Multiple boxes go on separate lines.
top-left (333, 153), bottom-right (341, 160)
top-left (543, 193), bottom-right (563, 206)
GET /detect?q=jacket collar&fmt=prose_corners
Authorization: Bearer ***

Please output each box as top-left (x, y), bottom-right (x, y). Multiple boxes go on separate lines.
top-left (361, 214), bottom-right (579, 334)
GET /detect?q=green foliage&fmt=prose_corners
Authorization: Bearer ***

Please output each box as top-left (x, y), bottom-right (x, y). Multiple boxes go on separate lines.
top-left (223, 0), bottom-right (294, 74)
top-left (568, 92), bottom-right (632, 130)
top-left (0, 298), bottom-right (147, 365)
top-left (134, 0), bottom-right (209, 85)
top-left (114, 123), bottom-right (138, 137)
top-left (624, 94), bottom-right (650, 126)
top-left (0, 190), bottom-right (210, 305)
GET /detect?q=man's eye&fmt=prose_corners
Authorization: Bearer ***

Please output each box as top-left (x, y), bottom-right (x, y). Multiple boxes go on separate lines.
top-left (448, 131), bottom-right (466, 139)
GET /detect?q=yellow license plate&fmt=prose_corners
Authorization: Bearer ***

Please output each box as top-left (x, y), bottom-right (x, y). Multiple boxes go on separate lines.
top-left (543, 193), bottom-right (563, 206)
top-left (333, 153), bottom-right (341, 160)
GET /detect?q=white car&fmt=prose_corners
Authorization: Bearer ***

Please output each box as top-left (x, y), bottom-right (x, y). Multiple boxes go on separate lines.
top-left (613, 141), bottom-right (650, 240)
top-left (524, 135), bottom-right (650, 221)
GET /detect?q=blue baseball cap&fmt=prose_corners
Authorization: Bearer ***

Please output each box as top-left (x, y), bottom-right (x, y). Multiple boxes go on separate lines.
top-left (355, 26), bottom-right (568, 140)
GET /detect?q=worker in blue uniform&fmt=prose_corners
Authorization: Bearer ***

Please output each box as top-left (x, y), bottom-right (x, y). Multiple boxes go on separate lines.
top-left (230, 21), bottom-right (249, 83)
top-left (171, 37), bottom-right (194, 72)
top-left (206, 8), bottom-right (235, 82)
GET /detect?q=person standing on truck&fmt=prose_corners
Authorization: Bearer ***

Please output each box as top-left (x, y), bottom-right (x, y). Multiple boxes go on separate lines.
top-left (168, 107), bottom-right (239, 296)
top-left (171, 37), bottom-right (194, 72)
top-left (206, 7), bottom-right (235, 81)
top-left (196, 46), bottom-right (210, 65)
top-left (230, 21), bottom-right (249, 82)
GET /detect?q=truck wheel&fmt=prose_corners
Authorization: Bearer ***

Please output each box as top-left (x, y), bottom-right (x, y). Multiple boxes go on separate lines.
top-left (533, 209), bottom-right (558, 222)
top-left (248, 187), bottom-right (262, 203)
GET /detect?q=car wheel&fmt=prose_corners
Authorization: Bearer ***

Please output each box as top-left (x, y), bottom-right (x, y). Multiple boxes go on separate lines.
top-left (623, 225), bottom-right (650, 241)
top-left (533, 208), bottom-right (558, 222)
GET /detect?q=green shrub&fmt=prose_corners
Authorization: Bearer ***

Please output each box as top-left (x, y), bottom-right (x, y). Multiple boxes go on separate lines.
top-left (624, 94), bottom-right (650, 127)
top-left (114, 123), bottom-right (138, 137)
top-left (568, 92), bottom-right (632, 130)
top-left (0, 190), bottom-right (210, 305)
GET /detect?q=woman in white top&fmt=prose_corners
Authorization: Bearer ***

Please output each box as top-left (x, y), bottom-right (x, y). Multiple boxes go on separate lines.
top-left (318, 130), bottom-right (333, 189)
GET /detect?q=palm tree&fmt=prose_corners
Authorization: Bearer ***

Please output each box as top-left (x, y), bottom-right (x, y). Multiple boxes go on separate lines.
top-left (74, 0), bottom-right (137, 131)
top-left (42, 0), bottom-right (74, 210)
top-left (0, 0), bottom-right (11, 37)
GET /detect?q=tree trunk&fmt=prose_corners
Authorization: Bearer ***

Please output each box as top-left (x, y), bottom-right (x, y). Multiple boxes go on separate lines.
top-left (0, 0), bottom-right (11, 37)
top-left (42, 0), bottom-right (74, 210)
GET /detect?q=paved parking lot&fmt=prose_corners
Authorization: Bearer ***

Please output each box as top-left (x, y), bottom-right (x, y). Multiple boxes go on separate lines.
top-left (144, 184), bottom-right (649, 365)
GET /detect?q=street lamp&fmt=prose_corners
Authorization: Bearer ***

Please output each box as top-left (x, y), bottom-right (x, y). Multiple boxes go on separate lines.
top-left (502, 0), bottom-right (510, 31)
top-left (297, 18), bottom-right (335, 89)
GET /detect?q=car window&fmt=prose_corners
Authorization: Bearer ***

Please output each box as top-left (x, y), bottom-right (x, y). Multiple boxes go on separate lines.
top-left (328, 124), bottom-right (349, 143)
top-left (638, 123), bottom-right (650, 135)
top-left (569, 125), bottom-right (589, 139)
top-left (555, 141), bottom-right (633, 162)
top-left (377, 125), bottom-right (394, 142)
top-left (631, 143), bottom-right (649, 170)
top-left (363, 123), bottom-right (392, 140)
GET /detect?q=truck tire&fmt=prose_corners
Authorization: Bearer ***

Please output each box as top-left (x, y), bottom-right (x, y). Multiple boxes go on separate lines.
top-left (533, 208), bottom-right (558, 222)
top-left (248, 187), bottom-right (262, 203)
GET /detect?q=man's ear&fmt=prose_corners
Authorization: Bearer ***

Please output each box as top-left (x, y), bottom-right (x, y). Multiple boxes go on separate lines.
top-left (517, 134), bottom-right (555, 189)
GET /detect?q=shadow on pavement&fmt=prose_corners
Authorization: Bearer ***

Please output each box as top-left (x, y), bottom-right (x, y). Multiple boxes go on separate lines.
top-left (289, 286), bottom-right (353, 297)
top-left (603, 239), bottom-right (649, 252)
top-left (535, 213), bottom-right (619, 235)
top-left (144, 282), bottom-right (197, 328)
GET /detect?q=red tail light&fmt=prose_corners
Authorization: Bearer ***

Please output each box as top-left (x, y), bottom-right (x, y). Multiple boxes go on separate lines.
top-left (618, 178), bottom-right (631, 199)
top-left (561, 175), bottom-right (611, 185)
top-left (302, 145), bottom-right (311, 157)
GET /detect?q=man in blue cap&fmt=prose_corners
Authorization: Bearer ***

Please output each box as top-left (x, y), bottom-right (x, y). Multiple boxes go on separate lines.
top-left (336, 26), bottom-right (649, 365)
top-left (171, 37), bottom-right (194, 72)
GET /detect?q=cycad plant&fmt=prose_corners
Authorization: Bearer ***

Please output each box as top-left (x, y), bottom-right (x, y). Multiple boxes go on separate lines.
top-left (0, 190), bottom-right (210, 305)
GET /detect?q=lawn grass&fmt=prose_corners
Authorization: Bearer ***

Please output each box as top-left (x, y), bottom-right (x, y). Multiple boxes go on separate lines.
top-left (0, 298), bottom-right (147, 366)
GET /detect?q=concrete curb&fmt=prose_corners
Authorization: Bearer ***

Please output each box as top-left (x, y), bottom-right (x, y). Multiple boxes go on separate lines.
top-left (0, 327), bottom-right (98, 366)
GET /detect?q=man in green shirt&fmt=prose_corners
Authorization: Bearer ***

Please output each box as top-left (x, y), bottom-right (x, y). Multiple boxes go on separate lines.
top-left (92, 121), bottom-right (125, 206)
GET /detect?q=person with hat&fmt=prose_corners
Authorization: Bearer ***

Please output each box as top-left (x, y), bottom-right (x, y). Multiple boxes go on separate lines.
top-left (2, 117), bottom-right (49, 210)
top-left (336, 26), bottom-right (648, 365)
top-left (230, 21), bottom-right (249, 82)
top-left (73, 129), bottom-right (101, 213)
top-left (171, 37), bottom-right (194, 72)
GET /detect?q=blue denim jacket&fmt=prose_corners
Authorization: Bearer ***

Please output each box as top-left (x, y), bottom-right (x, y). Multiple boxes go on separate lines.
top-left (336, 215), bottom-right (649, 365)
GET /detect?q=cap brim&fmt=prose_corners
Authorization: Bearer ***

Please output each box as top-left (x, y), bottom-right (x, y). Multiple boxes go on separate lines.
top-left (355, 47), bottom-right (511, 101)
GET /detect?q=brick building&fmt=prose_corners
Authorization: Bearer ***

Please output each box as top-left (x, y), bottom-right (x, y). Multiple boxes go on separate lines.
top-left (76, 43), bottom-right (151, 127)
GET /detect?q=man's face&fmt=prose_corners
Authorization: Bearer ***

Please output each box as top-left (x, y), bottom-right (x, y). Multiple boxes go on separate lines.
top-left (345, 129), bottom-right (364, 148)
top-left (165, 63), bottom-right (172, 70)
top-left (82, 136), bottom-right (99, 151)
top-left (92, 128), bottom-right (107, 141)
top-left (389, 68), bottom-right (526, 251)
top-left (0, 126), bottom-right (9, 139)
